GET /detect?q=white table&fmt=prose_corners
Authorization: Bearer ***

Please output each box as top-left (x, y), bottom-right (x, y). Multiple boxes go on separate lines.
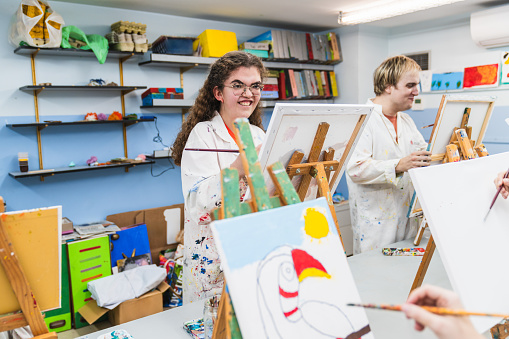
top-left (80, 234), bottom-right (466, 339)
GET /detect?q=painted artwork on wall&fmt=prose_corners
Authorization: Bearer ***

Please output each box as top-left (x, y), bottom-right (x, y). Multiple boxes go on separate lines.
top-left (463, 64), bottom-right (499, 89)
top-left (431, 72), bottom-right (463, 91)
top-left (409, 152), bottom-right (509, 334)
top-left (500, 52), bottom-right (509, 85)
top-left (211, 198), bottom-right (373, 339)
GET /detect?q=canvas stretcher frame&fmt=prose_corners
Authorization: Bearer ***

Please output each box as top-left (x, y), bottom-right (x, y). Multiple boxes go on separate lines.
top-left (408, 94), bottom-right (496, 218)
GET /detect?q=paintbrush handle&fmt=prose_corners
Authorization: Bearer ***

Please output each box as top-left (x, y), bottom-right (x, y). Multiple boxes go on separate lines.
top-left (185, 148), bottom-right (239, 153)
top-left (348, 303), bottom-right (509, 318)
top-left (490, 168), bottom-right (509, 209)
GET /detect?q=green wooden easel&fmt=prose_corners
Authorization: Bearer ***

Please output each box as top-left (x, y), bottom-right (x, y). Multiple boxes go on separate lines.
top-left (211, 118), bottom-right (301, 339)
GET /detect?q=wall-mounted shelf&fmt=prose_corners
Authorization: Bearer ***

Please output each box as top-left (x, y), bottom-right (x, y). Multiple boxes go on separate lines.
top-left (19, 85), bottom-right (147, 95)
top-left (260, 98), bottom-right (334, 108)
top-left (7, 118), bottom-right (155, 129)
top-left (140, 99), bottom-right (195, 109)
top-left (138, 52), bottom-right (336, 71)
top-left (13, 46), bottom-right (149, 181)
top-left (9, 161), bottom-right (155, 179)
top-left (14, 46), bottom-right (144, 60)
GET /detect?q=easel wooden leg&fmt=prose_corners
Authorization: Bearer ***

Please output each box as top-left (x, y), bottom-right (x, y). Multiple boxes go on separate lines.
top-left (410, 235), bottom-right (436, 294)
top-left (313, 163), bottom-right (345, 251)
top-left (413, 217), bottom-right (427, 246)
top-left (297, 122), bottom-right (329, 201)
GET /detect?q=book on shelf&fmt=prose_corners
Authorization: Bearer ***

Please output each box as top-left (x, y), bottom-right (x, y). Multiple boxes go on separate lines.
top-left (322, 71), bottom-right (331, 97)
top-left (247, 30), bottom-right (281, 58)
top-left (305, 33), bottom-right (314, 60)
top-left (287, 69), bottom-right (299, 98)
top-left (330, 71), bottom-right (339, 97)
top-left (278, 70), bottom-right (287, 100)
top-left (315, 70), bottom-right (324, 96)
top-left (240, 49), bottom-right (269, 58)
top-left (239, 41), bottom-right (269, 50)
top-left (245, 30), bottom-right (341, 63)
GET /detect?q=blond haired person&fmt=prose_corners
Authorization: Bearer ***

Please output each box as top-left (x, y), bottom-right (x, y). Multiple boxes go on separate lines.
top-left (347, 55), bottom-right (431, 254)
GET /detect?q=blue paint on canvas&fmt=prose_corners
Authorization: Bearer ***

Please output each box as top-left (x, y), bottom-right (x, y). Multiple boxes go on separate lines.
top-left (431, 72), bottom-right (463, 91)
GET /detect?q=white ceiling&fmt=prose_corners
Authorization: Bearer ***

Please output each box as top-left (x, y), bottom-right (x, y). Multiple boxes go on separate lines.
top-left (52, 0), bottom-right (507, 32)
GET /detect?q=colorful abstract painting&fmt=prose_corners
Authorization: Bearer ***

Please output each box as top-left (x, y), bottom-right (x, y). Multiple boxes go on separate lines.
top-left (500, 52), bottom-right (509, 85)
top-left (431, 72), bottom-right (463, 91)
top-left (211, 198), bottom-right (372, 339)
top-left (463, 64), bottom-right (499, 89)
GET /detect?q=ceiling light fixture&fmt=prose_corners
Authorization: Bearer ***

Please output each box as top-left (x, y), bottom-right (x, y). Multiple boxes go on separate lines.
top-left (338, 0), bottom-right (465, 25)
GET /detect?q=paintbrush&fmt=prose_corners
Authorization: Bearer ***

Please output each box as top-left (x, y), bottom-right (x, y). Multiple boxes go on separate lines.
top-left (185, 148), bottom-right (239, 153)
top-left (483, 167), bottom-right (509, 222)
top-left (347, 303), bottom-right (509, 318)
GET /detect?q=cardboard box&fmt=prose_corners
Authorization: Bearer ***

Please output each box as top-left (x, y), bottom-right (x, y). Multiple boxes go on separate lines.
top-left (78, 281), bottom-right (170, 326)
top-left (193, 29), bottom-right (238, 58)
top-left (106, 204), bottom-right (184, 264)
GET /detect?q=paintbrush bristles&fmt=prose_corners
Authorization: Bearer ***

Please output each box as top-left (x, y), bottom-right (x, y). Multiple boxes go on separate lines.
top-left (348, 303), bottom-right (509, 318)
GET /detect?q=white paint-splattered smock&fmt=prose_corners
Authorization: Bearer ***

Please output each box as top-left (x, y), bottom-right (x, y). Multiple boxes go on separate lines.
top-left (180, 112), bottom-right (265, 303)
top-left (346, 99), bottom-right (427, 254)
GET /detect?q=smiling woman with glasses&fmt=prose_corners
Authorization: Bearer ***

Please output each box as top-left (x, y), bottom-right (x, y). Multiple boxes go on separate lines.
top-left (171, 51), bottom-right (267, 304)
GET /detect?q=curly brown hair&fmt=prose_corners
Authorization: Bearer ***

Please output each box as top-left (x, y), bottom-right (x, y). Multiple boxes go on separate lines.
top-left (172, 51), bottom-right (267, 166)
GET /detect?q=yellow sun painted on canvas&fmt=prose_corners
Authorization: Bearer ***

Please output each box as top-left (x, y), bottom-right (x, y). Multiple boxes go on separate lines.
top-left (303, 208), bottom-right (329, 239)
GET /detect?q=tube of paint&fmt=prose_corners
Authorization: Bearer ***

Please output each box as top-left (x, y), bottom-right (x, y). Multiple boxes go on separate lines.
top-left (474, 143), bottom-right (489, 157)
top-left (445, 144), bottom-right (460, 162)
top-left (454, 129), bottom-right (476, 160)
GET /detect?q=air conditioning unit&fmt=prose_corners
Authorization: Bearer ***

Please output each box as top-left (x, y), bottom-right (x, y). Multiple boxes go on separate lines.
top-left (471, 4), bottom-right (509, 48)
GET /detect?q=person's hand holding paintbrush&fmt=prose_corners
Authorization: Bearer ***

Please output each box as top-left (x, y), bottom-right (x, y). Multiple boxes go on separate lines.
top-left (495, 169), bottom-right (509, 199)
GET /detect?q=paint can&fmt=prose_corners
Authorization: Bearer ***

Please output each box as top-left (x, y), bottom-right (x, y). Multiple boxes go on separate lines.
top-left (18, 152), bottom-right (28, 172)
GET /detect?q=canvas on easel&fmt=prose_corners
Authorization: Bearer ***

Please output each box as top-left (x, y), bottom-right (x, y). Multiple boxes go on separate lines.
top-left (211, 198), bottom-right (372, 339)
top-left (259, 103), bottom-right (372, 201)
top-left (408, 94), bottom-right (496, 218)
top-left (409, 152), bottom-right (509, 334)
top-left (0, 206), bottom-right (62, 314)
top-left (0, 205), bottom-right (61, 338)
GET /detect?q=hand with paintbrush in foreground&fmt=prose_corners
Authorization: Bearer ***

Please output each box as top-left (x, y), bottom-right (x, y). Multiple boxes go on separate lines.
top-left (401, 285), bottom-right (484, 339)
top-left (494, 170), bottom-right (509, 199)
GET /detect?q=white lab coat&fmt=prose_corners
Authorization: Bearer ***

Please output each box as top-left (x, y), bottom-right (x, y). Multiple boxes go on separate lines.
top-left (346, 99), bottom-right (427, 254)
top-left (180, 112), bottom-right (265, 303)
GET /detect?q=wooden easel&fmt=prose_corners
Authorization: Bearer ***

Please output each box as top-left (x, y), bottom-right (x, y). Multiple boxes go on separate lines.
top-left (285, 120), bottom-right (366, 250)
top-left (211, 119), bottom-right (302, 339)
top-left (0, 197), bottom-right (57, 338)
top-left (410, 113), bottom-right (489, 292)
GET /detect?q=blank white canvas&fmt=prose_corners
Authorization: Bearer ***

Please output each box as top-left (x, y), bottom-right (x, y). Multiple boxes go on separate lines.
top-left (163, 208), bottom-right (181, 245)
top-left (409, 152), bottom-right (509, 333)
top-left (259, 103), bottom-right (372, 199)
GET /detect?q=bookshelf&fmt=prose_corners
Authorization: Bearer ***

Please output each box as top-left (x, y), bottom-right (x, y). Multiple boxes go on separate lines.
top-left (138, 52), bottom-right (337, 109)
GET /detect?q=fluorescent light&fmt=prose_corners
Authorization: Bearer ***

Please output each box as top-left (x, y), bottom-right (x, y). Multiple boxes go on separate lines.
top-left (338, 0), bottom-right (465, 25)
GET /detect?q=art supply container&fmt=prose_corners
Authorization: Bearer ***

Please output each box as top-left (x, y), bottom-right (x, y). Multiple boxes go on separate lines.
top-left (203, 295), bottom-right (220, 339)
top-left (18, 152), bottom-right (28, 172)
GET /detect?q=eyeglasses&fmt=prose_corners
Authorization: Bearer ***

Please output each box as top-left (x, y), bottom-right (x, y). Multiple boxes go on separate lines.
top-left (223, 82), bottom-right (264, 96)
